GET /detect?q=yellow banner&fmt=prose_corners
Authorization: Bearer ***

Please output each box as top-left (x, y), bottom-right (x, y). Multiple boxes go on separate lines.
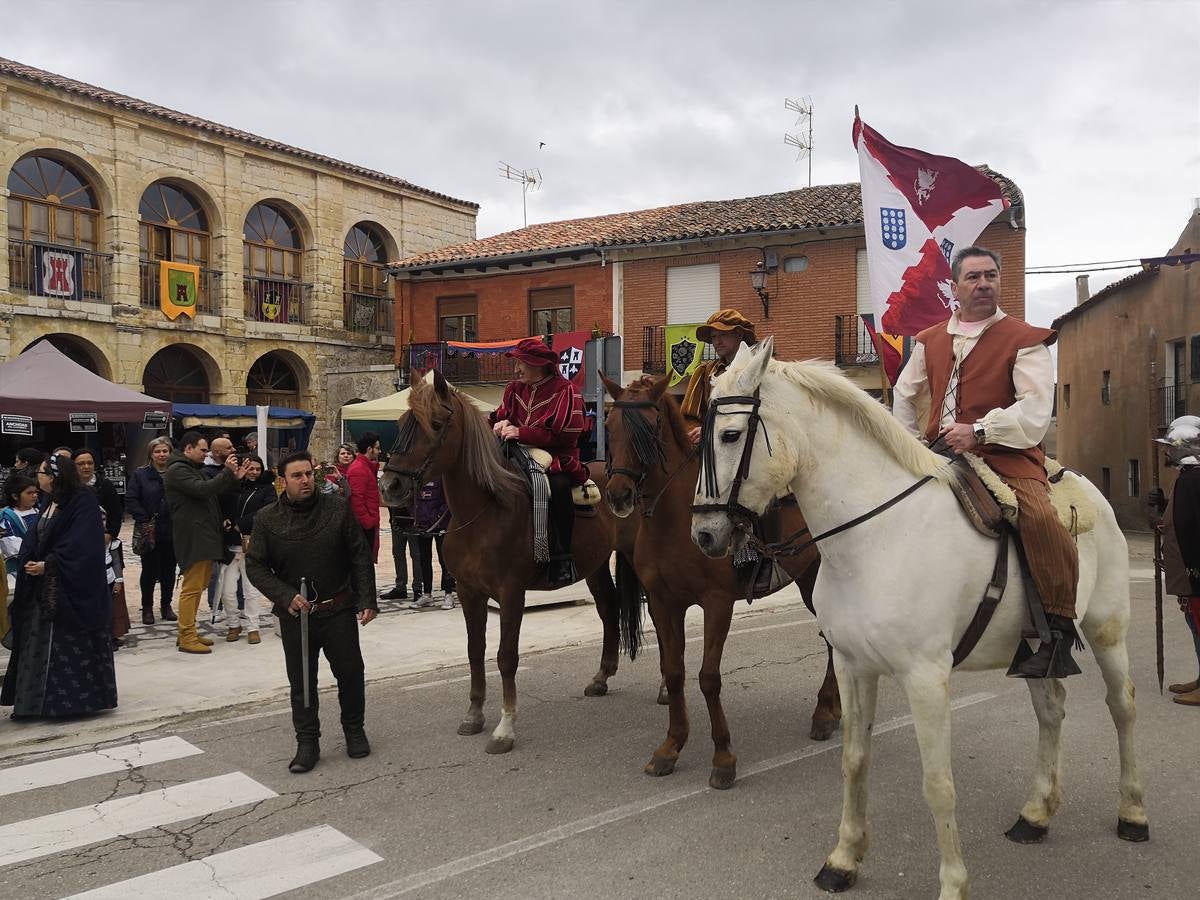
top-left (159, 261), bottom-right (200, 320)
top-left (665, 323), bottom-right (703, 387)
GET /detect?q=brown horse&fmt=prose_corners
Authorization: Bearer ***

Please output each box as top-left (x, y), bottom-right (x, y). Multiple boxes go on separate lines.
top-left (601, 373), bottom-right (841, 789)
top-left (379, 371), bottom-right (642, 754)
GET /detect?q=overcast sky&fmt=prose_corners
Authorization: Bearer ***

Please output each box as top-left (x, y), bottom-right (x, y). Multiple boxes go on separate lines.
top-left (2, 0), bottom-right (1197, 328)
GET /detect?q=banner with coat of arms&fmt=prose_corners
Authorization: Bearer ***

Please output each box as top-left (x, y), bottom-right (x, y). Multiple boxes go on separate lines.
top-left (32, 245), bottom-right (85, 300)
top-left (159, 260), bottom-right (200, 320)
top-left (551, 330), bottom-right (590, 389)
top-left (665, 324), bottom-right (703, 387)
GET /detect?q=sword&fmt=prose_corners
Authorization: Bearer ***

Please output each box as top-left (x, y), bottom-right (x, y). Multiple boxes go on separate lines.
top-left (299, 577), bottom-right (311, 708)
top-left (1153, 530), bottom-right (1165, 695)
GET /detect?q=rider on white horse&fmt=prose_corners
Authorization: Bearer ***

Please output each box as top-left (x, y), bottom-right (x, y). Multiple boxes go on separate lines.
top-left (893, 245), bottom-right (1081, 679)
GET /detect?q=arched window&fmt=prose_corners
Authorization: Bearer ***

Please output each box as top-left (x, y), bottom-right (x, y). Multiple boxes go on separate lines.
top-left (7, 154), bottom-right (103, 299)
top-left (247, 352), bottom-right (300, 407)
top-left (343, 223), bottom-right (391, 334)
top-left (143, 345), bottom-right (212, 404)
top-left (139, 181), bottom-right (213, 311)
top-left (243, 202), bottom-right (304, 324)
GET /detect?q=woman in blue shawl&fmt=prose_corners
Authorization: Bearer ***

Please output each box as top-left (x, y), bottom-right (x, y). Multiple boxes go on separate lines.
top-left (1, 454), bottom-right (117, 718)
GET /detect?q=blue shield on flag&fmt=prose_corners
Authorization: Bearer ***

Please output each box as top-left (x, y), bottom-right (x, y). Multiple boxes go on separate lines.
top-left (880, 207), bottom-right (907, 250)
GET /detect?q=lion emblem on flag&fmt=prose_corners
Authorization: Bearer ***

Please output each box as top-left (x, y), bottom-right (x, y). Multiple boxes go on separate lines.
top-left (670, 337), bottom-right (697, 379)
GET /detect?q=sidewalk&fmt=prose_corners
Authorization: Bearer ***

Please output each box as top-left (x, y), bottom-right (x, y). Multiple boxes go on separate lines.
top-left (0, 520), bottom-right (810, 757)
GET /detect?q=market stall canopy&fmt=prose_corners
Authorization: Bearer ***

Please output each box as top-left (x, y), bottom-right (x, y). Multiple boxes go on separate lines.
top-left (0, 341), bottom-right (172, 421)
top-left (171, 403), bottom-right (316, 448)
top-left (341, 384), bottom-right (502, 421)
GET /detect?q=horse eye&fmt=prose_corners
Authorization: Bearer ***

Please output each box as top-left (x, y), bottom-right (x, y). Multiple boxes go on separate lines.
top-left (720, 429), bottom-right (741, 444)
top-left (431, 420), bottom-right (443, 432)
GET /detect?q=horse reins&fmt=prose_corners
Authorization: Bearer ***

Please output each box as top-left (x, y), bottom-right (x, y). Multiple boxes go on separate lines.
top-left (690, 388), bottom-right (934, 559)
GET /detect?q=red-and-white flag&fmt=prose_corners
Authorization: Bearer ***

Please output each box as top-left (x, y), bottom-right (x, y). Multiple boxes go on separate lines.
top-left (853, 111), bottom-right (1010, 337)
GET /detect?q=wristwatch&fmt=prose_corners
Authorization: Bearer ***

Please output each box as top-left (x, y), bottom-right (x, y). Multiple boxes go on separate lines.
top-left (972, 422), bottom-right (986, 443)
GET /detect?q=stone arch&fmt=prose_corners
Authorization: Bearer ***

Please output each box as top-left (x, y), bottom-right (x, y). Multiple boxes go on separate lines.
top-left (246, 348), bottom-right (310, 407)
top-left (1, 140), bottom-right (117, 221)
top-left (345, 219), bottom-right (399, 264)
top-left (22, 333), bottom-right (112, 380)
top-left (130, 169), bottom-right (225, 239)
top-left (142, 343), bottom-right (223, 403)
top-left (237, 194), bottom-right (314, 252)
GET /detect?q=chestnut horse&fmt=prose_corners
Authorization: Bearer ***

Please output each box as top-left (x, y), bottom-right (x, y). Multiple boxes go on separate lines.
top-left (379, 371), bottom-right (642, 754)
top-left (601, 373), bottom-right (840, 789)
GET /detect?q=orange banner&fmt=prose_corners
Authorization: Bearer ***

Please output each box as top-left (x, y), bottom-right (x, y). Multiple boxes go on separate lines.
top-left (159, 261), bottom-right (200, 319)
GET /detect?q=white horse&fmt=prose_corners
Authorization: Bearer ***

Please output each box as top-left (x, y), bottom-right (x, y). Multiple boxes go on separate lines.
top-left (689, 338), bottom-right (1147, 900)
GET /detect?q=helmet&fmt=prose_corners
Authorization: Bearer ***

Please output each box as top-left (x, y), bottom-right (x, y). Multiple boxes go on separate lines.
top-left (1157, 415), bottom-right (1200, 466)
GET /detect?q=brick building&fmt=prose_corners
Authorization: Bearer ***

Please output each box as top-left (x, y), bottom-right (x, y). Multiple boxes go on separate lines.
top-left (388, 173), bottom-right (1026, 394)
top-left (0, 57), bottom-right (477, 459)
top-left (1054, 207), bottom-right (1200, 529)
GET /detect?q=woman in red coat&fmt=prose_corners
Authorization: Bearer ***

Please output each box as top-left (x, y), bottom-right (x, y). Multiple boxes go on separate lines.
top-left (345, 432), bottom-right (381, 563)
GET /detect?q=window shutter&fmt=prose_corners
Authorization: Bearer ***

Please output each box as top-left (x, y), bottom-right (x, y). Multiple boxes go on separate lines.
top-left (666, 263), bottom-right (719, 324)
top-left (856, 250), bottom-right (873, 317)
top-left (438, 295), bottom-right (477, 318)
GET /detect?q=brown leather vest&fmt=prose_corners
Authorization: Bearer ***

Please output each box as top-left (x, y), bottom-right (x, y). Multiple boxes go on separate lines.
top-left (918, 315), bottom-right (1056, 482)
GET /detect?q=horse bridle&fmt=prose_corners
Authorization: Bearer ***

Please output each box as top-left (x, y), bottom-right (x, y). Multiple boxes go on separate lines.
top-left (388, 401), bottom-right (455, 490)
top-left (606, 398), bottom-right (697, 519)
top-left (690, 390), bottom-right (773, 528)
top-left (690, 388), bottom-right (935, 560)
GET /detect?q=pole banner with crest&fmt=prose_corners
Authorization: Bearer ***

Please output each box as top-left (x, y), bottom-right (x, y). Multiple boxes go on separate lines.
top-left (159, 261), bottom-right (200, 319)
top-left (552, 330), bottom-right (590, 389)
top-left (664, 324), bottom-right (704, 387)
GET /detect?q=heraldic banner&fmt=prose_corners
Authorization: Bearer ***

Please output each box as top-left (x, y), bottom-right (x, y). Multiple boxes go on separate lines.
top-left (32, 245), bottom-right (84, 300)
top-left (552, 330), bottom-right (590, 390)
top-left (664, 324), bottom-right (703, 387)
top-left (159, 260), bottom-right (200, 320)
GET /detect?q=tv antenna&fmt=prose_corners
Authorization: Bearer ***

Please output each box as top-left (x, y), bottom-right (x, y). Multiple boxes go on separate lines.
top-left (498, 161), bottom-right (542, 227)
top-left (784, 96), bottom-right (814, 187)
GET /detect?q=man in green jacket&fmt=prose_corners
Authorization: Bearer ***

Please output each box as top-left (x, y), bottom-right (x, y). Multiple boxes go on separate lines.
top-left (246, 450), bottom-right (378, 774)
top-left (164, 430), bottom-right (250, 653)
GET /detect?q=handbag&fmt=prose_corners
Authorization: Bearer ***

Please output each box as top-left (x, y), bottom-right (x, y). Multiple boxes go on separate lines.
top-left (132, 517), bottom-right (157, 556)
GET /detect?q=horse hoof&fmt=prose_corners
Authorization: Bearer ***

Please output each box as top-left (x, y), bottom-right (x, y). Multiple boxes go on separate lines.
top-left (809, 718), bottom-right (840, 742)
top-left (1117, 819), bottom-right (1150, 842)
top-left (584, 681), bottom-right (608, 697)
top-left (656, 688), bottom-right (670, 706)
top-left (644, 756), bottom-right (676, 777)
top-left (708, 766), bottom-right (736, 790)
top-left (485, 736), bottom-right (514, 755)
top-left (1004, 816), bottom-right (1048, 844)
top-left (813, 864), bottom-right (856, 893)
top-left (457, 717), bottom-right (484, 736)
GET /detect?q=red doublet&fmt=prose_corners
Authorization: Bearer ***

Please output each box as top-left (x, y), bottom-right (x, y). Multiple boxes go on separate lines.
top-left (492, 374), bottom-right (587, 485)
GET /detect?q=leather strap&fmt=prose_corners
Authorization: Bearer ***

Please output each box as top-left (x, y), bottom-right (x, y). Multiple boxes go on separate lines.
top-left (1012, 531), bottom-right (1053, 643)
top-left (952, 529), bottom-right (1010, 667)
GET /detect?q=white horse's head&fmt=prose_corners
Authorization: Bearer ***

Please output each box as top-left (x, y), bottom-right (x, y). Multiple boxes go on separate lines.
top-left (690, 336), bottom-right (799, 557)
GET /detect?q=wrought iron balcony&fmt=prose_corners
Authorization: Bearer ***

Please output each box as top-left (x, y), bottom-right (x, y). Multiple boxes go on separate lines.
top-left (834, 314), bottom-right (879, 367)
top-left (138, 260), bottom-right (219, 314)
top-left (402, 341), bottom-right (514, 384)
top-left (7, 239), bottom-right (110, 303)
top-left (640, 324), bottom-right (723, 376)
top-left (243, 276), bottom-right (310, 325)
top-left (344, 291), bottom-right (394, 335)
top-left (1154, 384), bottom-right (1189, 434)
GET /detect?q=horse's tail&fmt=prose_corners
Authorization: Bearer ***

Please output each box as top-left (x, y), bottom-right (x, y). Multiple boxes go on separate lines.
top-left (615, 551), bottom-right (645, 660)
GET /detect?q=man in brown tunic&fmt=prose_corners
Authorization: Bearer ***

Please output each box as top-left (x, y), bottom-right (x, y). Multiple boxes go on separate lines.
top-left (894, 245), bottom-right (1080, 678)
top-left (680, 309), bottom-right (758, 445)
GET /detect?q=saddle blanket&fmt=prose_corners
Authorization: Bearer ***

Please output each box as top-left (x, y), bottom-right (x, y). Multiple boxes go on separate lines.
top-left (960, 453), bottom-right (1096, 536)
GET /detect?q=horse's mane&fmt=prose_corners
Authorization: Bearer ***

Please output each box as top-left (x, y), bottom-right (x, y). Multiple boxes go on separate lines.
top-left (406, 380), bottom-right (527, 503)
top-left (621, 376), bottom-right (693, 458)
top-left (761, 359), bottom-right (946, 480)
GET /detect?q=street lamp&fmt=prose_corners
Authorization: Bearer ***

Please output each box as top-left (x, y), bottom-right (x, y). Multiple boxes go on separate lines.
top-left (750, 261), bottom-right (770, 319)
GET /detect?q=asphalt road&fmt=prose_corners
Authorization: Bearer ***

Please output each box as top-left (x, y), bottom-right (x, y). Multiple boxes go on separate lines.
top-left (0, 565), bottom-right (1196, 900)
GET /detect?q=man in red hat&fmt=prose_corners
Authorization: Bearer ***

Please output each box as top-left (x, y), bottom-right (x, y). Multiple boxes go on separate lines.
top-left (491, 337), bottom-right (587, 586)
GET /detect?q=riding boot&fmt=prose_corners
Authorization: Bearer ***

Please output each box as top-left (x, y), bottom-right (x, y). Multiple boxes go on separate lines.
top-left (548, 554), bottom-right (578, 588)
top-left (1008, 614), bottom-right (1082, 679)
top-left (344, 727), bottom-right (371, 759)
top-left (289, 739), bottom-right (320, 773)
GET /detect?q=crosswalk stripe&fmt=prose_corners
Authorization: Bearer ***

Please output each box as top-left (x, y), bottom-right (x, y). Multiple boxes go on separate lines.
top-left (0, 737), bottom-right (203, 797)
top-left (65, 824), bottom-right (382, 899)
top-left (0, 772), bottom-right (277, 868)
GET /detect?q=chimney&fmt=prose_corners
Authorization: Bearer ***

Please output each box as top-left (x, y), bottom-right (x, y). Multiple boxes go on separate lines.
top-left (1075, 273), bottom-right (1090, 306)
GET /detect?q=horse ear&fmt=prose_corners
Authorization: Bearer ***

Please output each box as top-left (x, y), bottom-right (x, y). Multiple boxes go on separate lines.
top-left (648, 372), bottom-right (671, 401)
top-left (409, 368), bottom-right (423, 388)
top-left (599, 371), bottom-right (624, 401)
top-left (432, 368), bottom-right (451, 399)
top-left (735, 336), bottom-right (774, 395)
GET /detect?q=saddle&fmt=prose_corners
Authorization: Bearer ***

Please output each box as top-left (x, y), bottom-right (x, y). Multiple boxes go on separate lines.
top-left (946, 453), bottom-right (1096, 539)
top-left (523, 447), bottom-right (601, 508)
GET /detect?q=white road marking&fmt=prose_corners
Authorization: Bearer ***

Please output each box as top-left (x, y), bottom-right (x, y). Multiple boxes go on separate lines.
top-left (0, 737), bottom-right (202, 797)
top-left (64, 824), bottom-right (381, 899)
top-left (343, 692), bottom-right (998, 898)
top-left (0, 772), bottom-right (277, 867)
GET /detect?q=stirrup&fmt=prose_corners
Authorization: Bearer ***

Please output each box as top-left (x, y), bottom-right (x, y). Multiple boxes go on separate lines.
top-left (572, 480), bottom-right (601, 507)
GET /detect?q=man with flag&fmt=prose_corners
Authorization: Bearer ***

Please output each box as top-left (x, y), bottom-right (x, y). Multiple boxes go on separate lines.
top-left (854, 112), bottom-right (1078, 679)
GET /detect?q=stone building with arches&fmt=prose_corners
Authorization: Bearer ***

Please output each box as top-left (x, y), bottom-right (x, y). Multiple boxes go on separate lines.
top-left (0, 57), bottom-right (477, 459)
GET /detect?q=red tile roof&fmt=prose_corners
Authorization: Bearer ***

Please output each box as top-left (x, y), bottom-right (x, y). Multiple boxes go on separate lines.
top-left (393, 167), bottom-right (1022, 269)
top-left (0, 57), bottom-right (478, 211)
